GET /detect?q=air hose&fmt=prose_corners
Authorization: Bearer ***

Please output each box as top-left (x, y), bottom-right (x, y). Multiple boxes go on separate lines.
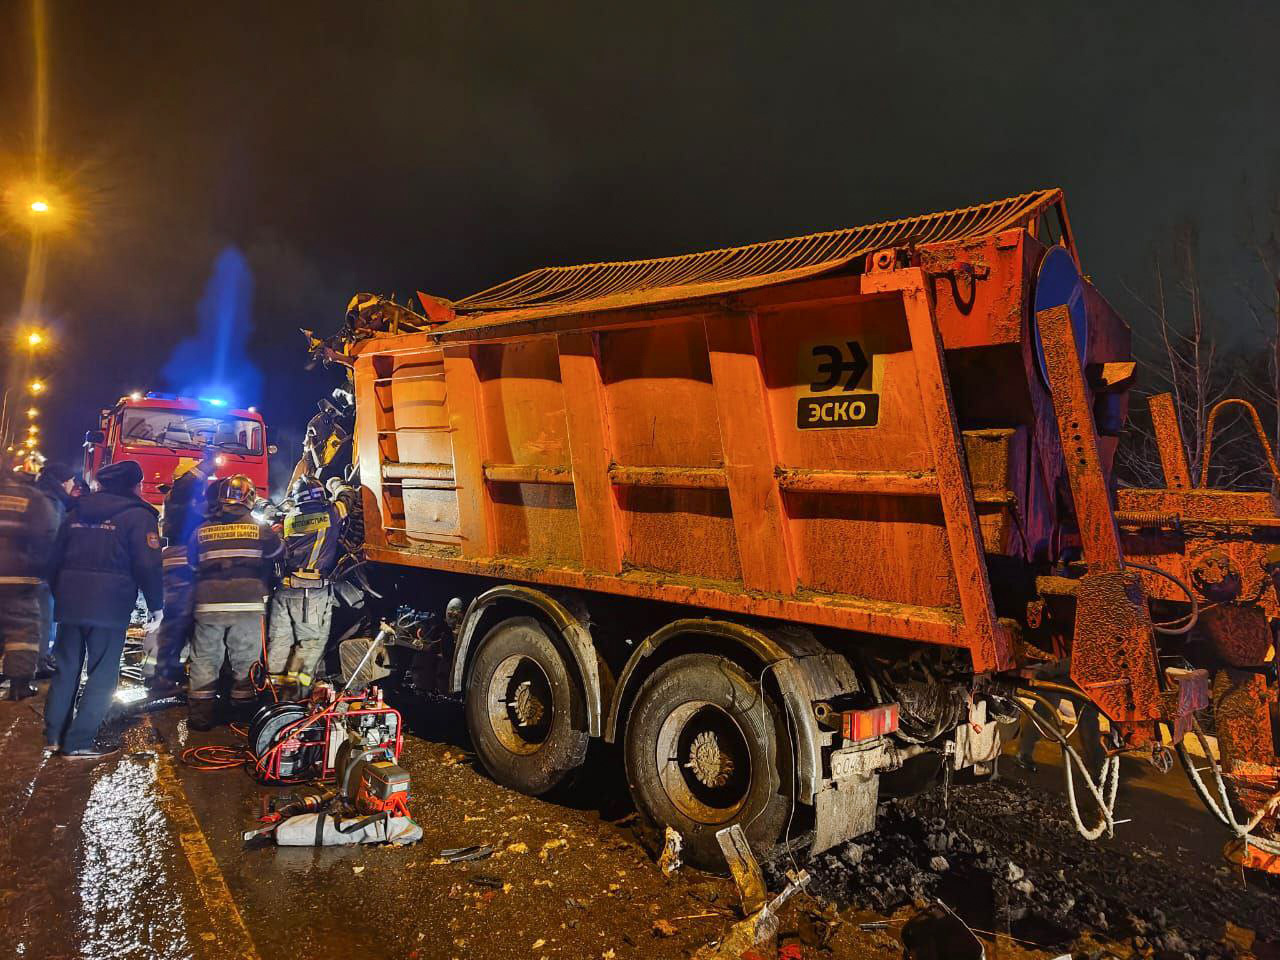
top-left (1123, 559), bottom-right (1199, 636)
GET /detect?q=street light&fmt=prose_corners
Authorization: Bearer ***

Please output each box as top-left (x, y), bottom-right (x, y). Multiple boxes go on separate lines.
top-left (26, 330), bottom-right (44, 347)
top-left (28, 424), bottom-right (38, 433)
top-left (29, 199), bottom-right (49, 214)
top-left (26, 407), bottom-right (37, 418)
top-left (29, 379), bottom-right (45, 394)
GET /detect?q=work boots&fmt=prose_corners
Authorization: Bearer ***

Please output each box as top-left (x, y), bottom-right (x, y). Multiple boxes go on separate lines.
top-left (188, 697), bottom-right (217, 732)
top-left (6, 680), bottom-right (38, 701)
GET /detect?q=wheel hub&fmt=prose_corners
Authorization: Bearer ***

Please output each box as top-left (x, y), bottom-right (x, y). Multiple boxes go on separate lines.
top-left (512, 680), bottom-right (546, 728)
top-left (684, 729), bottom-right (735, 788)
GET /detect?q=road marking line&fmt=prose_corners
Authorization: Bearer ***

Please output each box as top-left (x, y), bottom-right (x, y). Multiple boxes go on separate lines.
top-left (148, 718), bottom-right (261, 960)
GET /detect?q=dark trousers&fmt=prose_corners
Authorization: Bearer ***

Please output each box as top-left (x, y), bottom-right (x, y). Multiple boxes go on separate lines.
top-left (37, 583), bottom-right (55, 662)
top-left (44, 624), bottom-right (126, 752)
top-left (0, 585), bottom-right (42, 681)
top-left (157, 569), bottom-right (194, 681)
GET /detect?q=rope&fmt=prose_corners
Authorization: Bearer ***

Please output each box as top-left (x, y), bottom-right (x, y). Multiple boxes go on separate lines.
top-left (1015, 693), bottom-right (1121, 840)
top-left (1180, 718), bottom-right (1280, 858)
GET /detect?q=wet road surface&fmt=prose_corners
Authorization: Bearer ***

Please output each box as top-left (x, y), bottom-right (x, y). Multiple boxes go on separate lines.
top-left (2, 682), bottom-right (1278, 960)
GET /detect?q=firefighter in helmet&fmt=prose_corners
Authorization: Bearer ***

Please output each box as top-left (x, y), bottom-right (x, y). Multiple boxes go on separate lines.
top-left (265, 474), bottom-right (355, 698)
top-left (0, 456), bottom-right (60, 700)
top-left (187, 474), bottom-right (282, 730)
top-left (147, 448), bottom-right (216, 694)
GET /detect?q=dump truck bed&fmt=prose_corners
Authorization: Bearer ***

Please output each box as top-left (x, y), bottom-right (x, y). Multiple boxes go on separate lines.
top-left (351, 189), bottom-right (1120, 674)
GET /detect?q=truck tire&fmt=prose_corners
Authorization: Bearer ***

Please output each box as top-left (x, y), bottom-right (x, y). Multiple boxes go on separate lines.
top-left (464, 616), bottom-right (589, 796)
top-left (623, 653), bottom-right (792, 871)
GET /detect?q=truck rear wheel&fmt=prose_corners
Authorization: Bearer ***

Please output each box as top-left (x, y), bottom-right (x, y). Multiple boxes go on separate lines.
top-left (464, 616), bottom-right (589, 796)
top-left (623, 653), bottom-right (793, 871)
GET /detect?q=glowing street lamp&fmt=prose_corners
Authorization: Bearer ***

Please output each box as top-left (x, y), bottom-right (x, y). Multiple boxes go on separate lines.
top-left (28, 424), bottom-right (38, 434)
top-left (29, 199), bottom-right (49, 214)
top-left (26, 330), bottom-right (45, 348)
top-left (26, 407), bottom-right (38, 418)
top-left (29, 379), bottom-right (45, 394)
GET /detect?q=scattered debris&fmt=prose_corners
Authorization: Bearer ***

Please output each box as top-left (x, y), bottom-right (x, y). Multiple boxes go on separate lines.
top-left (657, 826), bottom-right (683, 877)
top-left (468, 875), bottom-right (504, 890)
top-left (506, 842), bottom-right (528, 855)
top-left (440, 844), bottom-right (494, 863)
top-left (715, 824), bottom-right (766, 915)
top-left (695, 870), bottom-right (811, 960)
top-left (539, 838), bottom-right (568, 861)
top-left (652, 919), bottom-right (677, 938)
top-left (900, 901), bottom-right (984, 960)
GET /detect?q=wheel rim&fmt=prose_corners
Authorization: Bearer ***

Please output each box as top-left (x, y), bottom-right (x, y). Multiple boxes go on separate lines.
top-left (654, 699), bottom-right (753, 825)
top-left (486, 653), bottom-right (555, 755)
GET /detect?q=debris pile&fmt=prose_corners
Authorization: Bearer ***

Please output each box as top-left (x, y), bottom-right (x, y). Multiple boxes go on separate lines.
top-left (785, 777), bottom-right (1280, 959)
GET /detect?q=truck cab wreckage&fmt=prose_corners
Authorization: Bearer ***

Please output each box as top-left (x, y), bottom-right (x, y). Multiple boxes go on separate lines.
top-left (305, 188), bottom-right (1280, 872)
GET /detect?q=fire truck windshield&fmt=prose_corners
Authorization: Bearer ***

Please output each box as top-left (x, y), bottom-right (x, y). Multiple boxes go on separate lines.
top-left (120, 408), bottom-right (263, 456)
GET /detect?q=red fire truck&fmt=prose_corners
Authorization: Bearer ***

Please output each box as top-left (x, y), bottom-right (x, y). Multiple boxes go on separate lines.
top-left (83, 392), bottom-right (272, 507)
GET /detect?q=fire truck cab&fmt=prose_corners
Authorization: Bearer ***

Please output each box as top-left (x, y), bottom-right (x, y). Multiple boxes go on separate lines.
top-left (83, 392), bottom-right (271, 507)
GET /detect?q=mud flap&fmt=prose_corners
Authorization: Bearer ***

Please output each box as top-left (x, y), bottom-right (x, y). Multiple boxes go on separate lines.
top-left (811, 738), bottom-right (889, 854)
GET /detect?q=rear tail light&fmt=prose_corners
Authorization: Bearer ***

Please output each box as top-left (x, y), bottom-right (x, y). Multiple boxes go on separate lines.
top-left (841, 703), bottom-right (899, 742)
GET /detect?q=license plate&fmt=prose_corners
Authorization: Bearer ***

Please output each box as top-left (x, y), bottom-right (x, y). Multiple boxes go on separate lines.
top-left (831, 746), bottom-right (871, 782)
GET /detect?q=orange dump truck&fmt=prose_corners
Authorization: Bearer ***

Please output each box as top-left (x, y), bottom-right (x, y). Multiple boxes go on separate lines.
top-left (336, 189), bottom-right (1279, 869)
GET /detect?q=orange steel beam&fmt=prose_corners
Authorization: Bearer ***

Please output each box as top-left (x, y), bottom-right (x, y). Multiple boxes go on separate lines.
top-left (607, 464), bottom-right (728, 489)
top-left (704, 310), bottom-right (797, 595)
top-left (482, 463), bottom-right (574, 485)
top-left (363, 541), bottom-right (1000, 648)
top-left (863, 268), bottom-right (1013, 673)
top-left (1038, 303), bottom-right (1162, 734)
top-left (1148, 392), bottom-right (1192, 489)
top-left (775, 468), bottom-right (939, 496)
top-left (442, 345), bottom-right (492, 559)
top-left (1036, 305), bottom-right (1123, 569)
top-left (352, 352), bottom-right (390, 547)
top-left (558, 331), bottom-right (624, 574)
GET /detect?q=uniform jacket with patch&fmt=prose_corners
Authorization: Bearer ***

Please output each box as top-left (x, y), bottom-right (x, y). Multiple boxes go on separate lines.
top-left (161, 464), bottom-right (212, 580)
top-left (280, 497), bottom-right (349, 586)
top-left (0, 474), bottom-right (61, 587)
top-left (162, 463), bottom-right (212, 547)
top-left (53, 491), bottom-right (164, 626)
top-left (189, 504), bottom-right (284, 616)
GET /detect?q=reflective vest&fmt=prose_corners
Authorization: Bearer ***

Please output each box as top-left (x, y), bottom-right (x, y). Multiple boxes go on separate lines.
top-left (281, 500), bottom-right (347, 587)
top-left (190, 507), bottom-right (283, 616)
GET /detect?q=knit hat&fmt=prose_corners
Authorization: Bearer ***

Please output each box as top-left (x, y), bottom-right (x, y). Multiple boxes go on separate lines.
top-left (96, 460), bottom-right (144, 492)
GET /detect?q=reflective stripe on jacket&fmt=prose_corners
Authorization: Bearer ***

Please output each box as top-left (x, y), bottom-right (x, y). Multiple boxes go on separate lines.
top-left (0, 476), bottom-right (60, 584)
top-left (189, 506), bottom-right (283, 615)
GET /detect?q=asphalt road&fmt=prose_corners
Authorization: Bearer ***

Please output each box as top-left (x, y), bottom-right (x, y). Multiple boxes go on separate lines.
top-left (1, 680), bottom-right (1276, 960)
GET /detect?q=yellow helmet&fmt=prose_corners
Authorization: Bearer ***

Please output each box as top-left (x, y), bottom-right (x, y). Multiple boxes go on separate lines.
top-left (218, 474), bottom-right (256, 509)
top-left (172, 458), bottom-right (199, 483)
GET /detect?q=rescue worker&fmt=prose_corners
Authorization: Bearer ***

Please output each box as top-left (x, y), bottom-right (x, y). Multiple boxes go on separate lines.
top-left (266, 475), bottom-right (355, 698)
top-left (187, 474), bottom-right (282, 730)
top-left (34, 463), bottom-right (76, 676)
top-left (45, 460), bottom-right (163, 756)
top-left (0, 459), bottom-right (61, 700)
top-left (147, 448), bottom-right (216, 694)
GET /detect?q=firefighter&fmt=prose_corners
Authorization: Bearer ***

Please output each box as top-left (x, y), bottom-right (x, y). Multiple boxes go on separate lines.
top-left (266, 474), bottom-right (355, 698)
top-left (33, 463), bottom-right (76, 676)
top-left (0, 459), bottom-right (61, 700)
top-left (147, 448), bottom-right (216, 694)
top-left (45, 460), bottom-right (163, 756)
top-left (187, 474), bottom-right (282, 730)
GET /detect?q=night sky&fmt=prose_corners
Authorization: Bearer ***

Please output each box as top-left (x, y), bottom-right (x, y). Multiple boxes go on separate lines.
top-left (1, 2), bottom-right (1278, 475)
